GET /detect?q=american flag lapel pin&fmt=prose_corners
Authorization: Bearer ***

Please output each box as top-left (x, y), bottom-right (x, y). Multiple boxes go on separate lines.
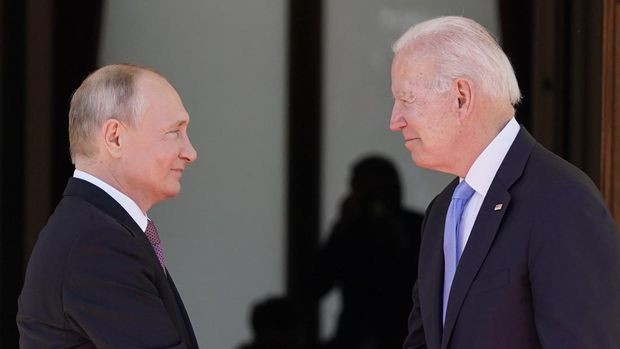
top-left (494, 204), bottom-right (503, 211)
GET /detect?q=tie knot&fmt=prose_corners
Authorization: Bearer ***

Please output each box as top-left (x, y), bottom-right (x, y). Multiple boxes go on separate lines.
top-left (453, 180), bottom-right (475, 201)
top-left (145, 220), bottom-right (161, 245)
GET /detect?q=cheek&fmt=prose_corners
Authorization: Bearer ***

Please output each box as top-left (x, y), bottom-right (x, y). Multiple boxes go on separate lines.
top-left (401, 110), bottom-right (421, 130)
top-left (431, 117), bottom-right (457, 149)
top-left (428, 122), bottom-right (447, 139)
top-left (152, 145), bottom-right (177, 167)
top-left (417, 111), bottom-right (451, 146)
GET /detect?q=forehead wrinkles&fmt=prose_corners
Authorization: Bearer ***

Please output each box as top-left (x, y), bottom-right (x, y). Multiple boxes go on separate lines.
top-left (392, 68), bottom-right (435, 102)
top-left (393, 52), bottom-right (437, 87)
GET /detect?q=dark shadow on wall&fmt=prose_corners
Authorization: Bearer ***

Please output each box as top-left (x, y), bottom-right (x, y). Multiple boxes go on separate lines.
top-left (237, 296), bottom-right (304, 349)
top-left (310, 155), bottom-right (423, 349)
top-left (245, 156), bottom-right (423, 349)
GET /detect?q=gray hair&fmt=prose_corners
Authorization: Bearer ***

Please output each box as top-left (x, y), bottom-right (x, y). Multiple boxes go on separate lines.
top-left (68, 64), bottom-right (159, 162)
top-left (392, 16), bottom-right (521, 106)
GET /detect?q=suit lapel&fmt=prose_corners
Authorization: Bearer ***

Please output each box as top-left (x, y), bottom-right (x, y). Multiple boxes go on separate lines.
top-left (63, 178), bottom-right (144, 238)
top-left (64, 178), bottom-right (167, 276)
top-left (420, 180), bottom-right (457, 349)
top-left (440, 188), bottom-right (511, 348)
top-left (440, 127), bottom-right (536, 348)
top-left (64, 178), bottom-right (197, 347)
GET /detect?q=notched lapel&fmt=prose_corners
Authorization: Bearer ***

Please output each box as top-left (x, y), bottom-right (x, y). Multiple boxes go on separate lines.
top-left (64, 178), bottom-right (166, 277)
top-left (420, 179), bottom-right (457, 349)
top-left (64, 178), bottom-right (144, 238)
top-left (440, 127), bottom-right (535, 348)
top-left (441, 188), bottom-right (511, 348)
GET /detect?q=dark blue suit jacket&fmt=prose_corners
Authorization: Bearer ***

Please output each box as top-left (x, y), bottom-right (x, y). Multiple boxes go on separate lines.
top-left (403, 128), bottom-right (620, 349)
top-left (17, 178), bottom-right (199, 348)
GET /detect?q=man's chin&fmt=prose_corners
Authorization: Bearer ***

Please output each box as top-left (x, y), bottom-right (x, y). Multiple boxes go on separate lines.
top-left (162, 184), bottom-right (182, 199)
top-left (410, 152), bottom-right (421, 166)
top-left (410, 153), bottom-right (432, 170)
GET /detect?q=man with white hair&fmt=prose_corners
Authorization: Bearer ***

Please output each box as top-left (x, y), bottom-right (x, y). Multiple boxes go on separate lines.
top-left (390, 16), bottom-right (620, 348)
top-left (17, 64), bottom-right (199, 348)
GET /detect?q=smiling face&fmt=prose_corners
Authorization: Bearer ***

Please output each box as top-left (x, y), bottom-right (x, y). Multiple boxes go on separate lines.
top-left (389, 49), bottom-right (462, 174)
top-left (118, 72), bottom-right (197, 211)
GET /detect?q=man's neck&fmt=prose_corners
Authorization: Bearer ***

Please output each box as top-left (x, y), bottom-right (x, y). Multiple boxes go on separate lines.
top-left (451, 108), bottom-right (514, 178)
top-left (75, 160), bottom-right (151, 214)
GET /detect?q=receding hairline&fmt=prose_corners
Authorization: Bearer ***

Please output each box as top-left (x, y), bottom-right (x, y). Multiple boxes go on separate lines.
top-left (392, 16), bottom-right (493, 52)
top-left (391, 44), bottom-right (445, 88)
top-left (390, 16), bottom-right (522, 106)
top-left (86, 64), bottom-right (174, 101)
top-left (88, 63), bottom-right (164, 81)
top-left (392, 41), bottom-right (436, 67)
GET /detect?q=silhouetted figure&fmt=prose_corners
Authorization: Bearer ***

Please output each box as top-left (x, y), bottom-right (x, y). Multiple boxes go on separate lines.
top-left (314, 156), bottom-right (423, 349)
top-left (238, 296), bottom-right (303, 349)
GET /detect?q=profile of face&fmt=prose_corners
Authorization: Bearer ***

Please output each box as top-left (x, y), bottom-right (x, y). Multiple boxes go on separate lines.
top-left (118, 72), bottom-right (197, 211)
top-left (389, 48), bottom-right (462, 173)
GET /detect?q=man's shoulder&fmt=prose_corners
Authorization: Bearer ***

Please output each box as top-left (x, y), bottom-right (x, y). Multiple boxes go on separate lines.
top-left (501, 142), bottom-right (614, 236)
top-left (521, 143), bottom-right (601, 198)
top-left (49, 191), bottom-right (123, 231)
top-left (34, 192), bottom-right (137, 264)
top-left (20, 192), bottom-right (138, 309)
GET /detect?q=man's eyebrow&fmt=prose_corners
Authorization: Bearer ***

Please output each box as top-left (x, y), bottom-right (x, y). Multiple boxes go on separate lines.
top-left (395, 92), bottom-right (416, 100)
top-left (169, 120), bottom-right (188, 128)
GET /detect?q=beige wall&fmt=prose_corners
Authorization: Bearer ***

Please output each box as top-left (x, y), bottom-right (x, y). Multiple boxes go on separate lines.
top-left (99, 1), bottom-right (286, 348)
top-left (99, 0), bottom-right (501, 346)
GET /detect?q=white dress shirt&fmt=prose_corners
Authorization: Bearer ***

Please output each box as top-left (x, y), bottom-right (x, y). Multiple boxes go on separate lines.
top-left (73, 169), bottom-right (148, 232)
top-left (458, 117), bottom-right (520, 256)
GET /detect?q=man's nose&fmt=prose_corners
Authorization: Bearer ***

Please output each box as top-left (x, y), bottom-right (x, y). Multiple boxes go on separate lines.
top-left (181, 136), bottom-right (198, 163)
top-left (390, 105), bottom-right (406, 131)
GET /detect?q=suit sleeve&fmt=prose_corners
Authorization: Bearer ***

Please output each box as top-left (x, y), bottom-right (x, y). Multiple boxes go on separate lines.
top-left (62, 224), bottom-right (188, 349)
top-left (528, 185), bottom-right (620, 348)
top-left (402, 281), bottom-right (427, 349)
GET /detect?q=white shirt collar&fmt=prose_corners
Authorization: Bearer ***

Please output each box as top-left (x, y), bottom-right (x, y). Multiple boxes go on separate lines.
top-left (73, 169), bottom-right (148, 232)
top-left (464, 117), bottom-right (520, 196)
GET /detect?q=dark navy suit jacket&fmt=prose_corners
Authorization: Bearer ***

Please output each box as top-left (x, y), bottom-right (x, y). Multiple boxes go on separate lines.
top-left (17, 178), bottom-right (199, 348)
top-left (403, 128), bottom-right (620, 349)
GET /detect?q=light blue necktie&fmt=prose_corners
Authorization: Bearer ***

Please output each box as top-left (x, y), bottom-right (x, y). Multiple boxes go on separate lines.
top-left (443, 180), bottom-right (475, 324)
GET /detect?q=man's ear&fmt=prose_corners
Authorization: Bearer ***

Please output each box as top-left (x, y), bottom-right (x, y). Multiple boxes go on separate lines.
top-left (102, 119), bottom-right (124, 158)
top-left (454, 78), bottom-right (474, 123)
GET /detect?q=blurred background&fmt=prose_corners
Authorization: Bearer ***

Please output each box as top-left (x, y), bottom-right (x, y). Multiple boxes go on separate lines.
top-left (1, 0), bottom-right (619, 348)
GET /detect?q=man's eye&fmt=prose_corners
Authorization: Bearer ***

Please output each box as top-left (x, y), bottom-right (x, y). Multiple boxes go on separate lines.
top-left (168, 130), bottom-right (180, 135)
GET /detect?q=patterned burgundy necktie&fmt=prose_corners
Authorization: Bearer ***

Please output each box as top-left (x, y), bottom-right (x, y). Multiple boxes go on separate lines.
top-left (145, 219), bottom-right (166, 272)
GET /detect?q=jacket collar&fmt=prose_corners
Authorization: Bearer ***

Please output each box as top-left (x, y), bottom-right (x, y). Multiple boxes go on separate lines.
top-left (63, 177), bottom-right (144, 238)
top-left (438, 127), bottom-right (536, 348)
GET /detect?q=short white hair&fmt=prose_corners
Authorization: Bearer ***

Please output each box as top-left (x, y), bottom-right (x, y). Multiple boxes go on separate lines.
top-left (68, 64), bottom-right (158, 162)
top-left (392, 16), bottom-right (521, 106)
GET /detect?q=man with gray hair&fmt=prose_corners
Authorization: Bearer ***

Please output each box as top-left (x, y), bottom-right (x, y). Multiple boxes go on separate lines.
top-left (17, 64), bottom-right (199, 348)
top-left (390, 16), bottom-right (620, 348)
